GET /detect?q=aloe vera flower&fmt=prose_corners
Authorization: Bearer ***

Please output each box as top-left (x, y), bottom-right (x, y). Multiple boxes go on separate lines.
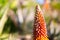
top-left (33, 5), bottom-right (49, 40)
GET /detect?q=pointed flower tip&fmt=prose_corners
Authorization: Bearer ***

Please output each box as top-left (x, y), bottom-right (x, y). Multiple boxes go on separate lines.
top-left (36, 5), bottom-right (41, 12)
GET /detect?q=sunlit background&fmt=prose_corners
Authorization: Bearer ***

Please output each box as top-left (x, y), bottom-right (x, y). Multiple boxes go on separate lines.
top-left (0, 0), bottom-right (60, 40)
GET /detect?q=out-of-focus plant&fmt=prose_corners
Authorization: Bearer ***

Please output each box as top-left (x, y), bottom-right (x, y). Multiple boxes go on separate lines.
top-left (51, 2), bottom-right (60, 10)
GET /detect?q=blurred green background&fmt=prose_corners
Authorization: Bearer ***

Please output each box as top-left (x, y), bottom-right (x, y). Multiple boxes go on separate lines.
top-left (0, 0), bottom-right (60, 40)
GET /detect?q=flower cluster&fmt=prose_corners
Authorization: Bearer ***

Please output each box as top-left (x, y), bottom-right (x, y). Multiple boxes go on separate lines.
top-left (33, 5), bottom-right (49, 40)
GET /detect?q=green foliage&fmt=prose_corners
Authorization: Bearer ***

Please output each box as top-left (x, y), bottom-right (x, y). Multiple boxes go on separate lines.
top-left (51, 2), bottom-right (60, 10)
top-left (0, 0), bottom-right (8, 8)
top-left (2, 17), bottom-right (18, 34)
top-left (10, 0), bottom-right (17, 9)
top-left (0, 4), bottom-right (8, 19)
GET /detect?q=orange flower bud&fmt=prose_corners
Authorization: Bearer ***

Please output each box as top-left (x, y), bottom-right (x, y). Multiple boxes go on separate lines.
top-left (33, 5), bottom-right (49, 40)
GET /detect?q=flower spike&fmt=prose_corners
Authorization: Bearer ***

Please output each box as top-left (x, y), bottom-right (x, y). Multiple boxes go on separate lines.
top-left (33, 5), bottom-right (49, 40)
